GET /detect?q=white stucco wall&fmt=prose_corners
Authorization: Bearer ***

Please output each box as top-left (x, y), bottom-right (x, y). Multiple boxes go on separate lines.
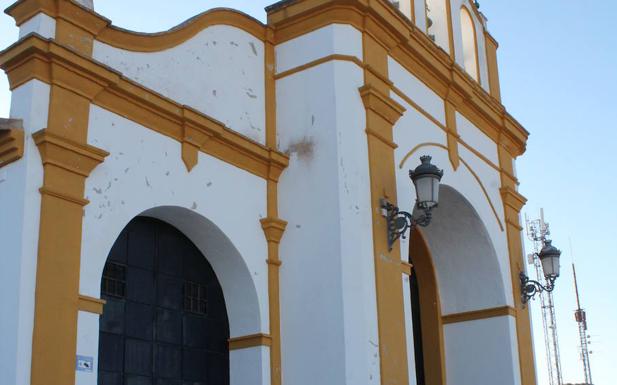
top-left (93, 25), bottom-right (266, 144)
top-left (275, 24), bottom-right (363, 74)
top-left (276, 25), bottom-right (380, 385)
top-left (76, 104), bottom-right (270, 385)
top-left (18, 13), bottom-right (56, 39)
top-left (444, 316), bottom-right (521, 385)
top-left (388, 57), bottom-right (446, 125)
top-left (0, 80), bottom-right (48, 385)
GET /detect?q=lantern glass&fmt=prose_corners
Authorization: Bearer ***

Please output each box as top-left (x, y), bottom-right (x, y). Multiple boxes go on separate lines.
top-left (539, 241), bottom-right (561, 278)
top-left (409, 155), bottom-right (443, 210)
top-left (414, 175), bottom-right (440, 210)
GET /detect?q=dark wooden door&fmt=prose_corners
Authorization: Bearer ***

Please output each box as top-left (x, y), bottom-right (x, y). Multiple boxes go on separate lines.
top-left (98, 217), bottom-right (229, 385)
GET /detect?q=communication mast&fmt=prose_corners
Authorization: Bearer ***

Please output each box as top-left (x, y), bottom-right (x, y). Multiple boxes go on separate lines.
top-left (572, 264), bottom-right (593, 384)
top-left (525, 210), bottom-right (563, 385)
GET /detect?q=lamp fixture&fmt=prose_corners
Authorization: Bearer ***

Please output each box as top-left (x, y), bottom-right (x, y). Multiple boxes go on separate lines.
top-left (381, 155), bottom-right (444, 251)
top-left (520, 239), bottom-right (562, 303)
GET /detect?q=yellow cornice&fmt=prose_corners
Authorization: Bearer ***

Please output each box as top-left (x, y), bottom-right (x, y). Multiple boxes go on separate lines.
top-left (32, 128), bottom-right (109, 177)
top-left (500, 186), bottom-right (527, 214)
top-left (96, 9), bottom-right (268, 51)
top-left (360, 84), bottom-right (406, 125)
top-left (0, 118), bottom-right (24, 168)
top-left (0, 34), bottom-right (289, 181)
top-left (5, 1), bottom-right (267, 49)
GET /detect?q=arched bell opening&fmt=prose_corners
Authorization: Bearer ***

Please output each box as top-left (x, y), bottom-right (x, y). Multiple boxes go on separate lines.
top-left (97, 216), bottom-right (230, 385)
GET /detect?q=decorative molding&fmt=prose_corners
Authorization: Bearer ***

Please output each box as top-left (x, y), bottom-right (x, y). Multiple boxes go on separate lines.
top-left (442, 305), bottom-right (516, 324)
top-left (0, 118), bottom-right (24, 168)
top-left (77, 294), bottom-right (106, 315)
top-left (0, 35), bottom-right (289, 181)
top-left (228, 333), bottom-right (273, 350)
top-left (260, 217), bottom-right (288, 244)
top-left (500, 186), bottom-right (527, 214)
top-left (445, 101), bottom-right (460, 170)
top-left (360, 85), bottom-right (406, 126)
top-left (32, 129), bottom-right (109, 177)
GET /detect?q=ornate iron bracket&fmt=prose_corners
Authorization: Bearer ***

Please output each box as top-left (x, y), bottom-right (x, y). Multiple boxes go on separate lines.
top-left (380, 198), bottom-right (432, 251)
top-left (520, 271), bottom-right (556, 304)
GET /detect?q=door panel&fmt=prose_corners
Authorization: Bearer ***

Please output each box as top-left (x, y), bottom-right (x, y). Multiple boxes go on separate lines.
top-left (99, 217), bottom-right (229, 385)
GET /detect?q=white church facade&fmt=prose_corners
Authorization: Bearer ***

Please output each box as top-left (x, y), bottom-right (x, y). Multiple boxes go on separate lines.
top-left (0, 1), bottom-right (535, 385)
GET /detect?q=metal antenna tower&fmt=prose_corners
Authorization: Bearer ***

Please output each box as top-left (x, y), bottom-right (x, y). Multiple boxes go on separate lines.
top-left (572, 264), bottom-right (593, 384)
top-left (525, 209), bottom-right (563, 385)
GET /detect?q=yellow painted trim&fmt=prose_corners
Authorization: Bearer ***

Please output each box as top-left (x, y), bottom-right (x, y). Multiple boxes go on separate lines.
top-left (444, 101), bottom-right (460, 170)
top-left (484, 31), bottom-right (501, 101)
top-left (441, 306), bottom-right (516, 324)
top-left (0, 118), bottom-right (24, 168)
top-left (272, 54), bottom-right (518, 187)
top-left (497, 139), bottom-right (536, 385)
top-left (266, 0), bottom-right (528, 156)
top-left (228, 333), bottom-right (273, 350)
top-left (399, 142), bottom-right (505, 232)
top-left (96, 9), bottom-right (267, 52)
top-left (401, 261), bottom-right (413, 276)
top-left (6, 0), bottom-right (527, 155)
top-left (391, 81), bottom-right (519, 185)
top-left (261, 218), bottom-right (286, 385)
top-left (0, 35), bottom-right (289, 182)
top-left (361, 28), bottom-right (410, 383)
top-left (77, 295), bottom-right (106, 315)
top-left (6, 1), bottom-right (267, 50)
top-left (275, 53), bottom-right (363, 80)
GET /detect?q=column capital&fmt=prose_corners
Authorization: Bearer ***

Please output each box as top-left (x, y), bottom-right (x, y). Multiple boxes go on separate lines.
top-left (260, 217), bottom-right (287, 244)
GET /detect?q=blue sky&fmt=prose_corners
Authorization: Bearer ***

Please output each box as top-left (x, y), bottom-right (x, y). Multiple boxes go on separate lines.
top-left (0, 1), bottom-right (615, 384)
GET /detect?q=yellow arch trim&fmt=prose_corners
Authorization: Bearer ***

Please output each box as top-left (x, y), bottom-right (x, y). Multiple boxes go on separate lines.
top-left (96, 8), bottom-right (267, 52)
top-left (399, 142), bottom-right (504, 231)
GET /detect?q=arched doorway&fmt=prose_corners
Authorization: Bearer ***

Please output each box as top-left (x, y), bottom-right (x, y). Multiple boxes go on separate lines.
top-left (97, 217), bottom-right (229, 385)
top-left (408, 228), bottom-right (445, 385)
top-left (407, 185), bottom-right (518, 385)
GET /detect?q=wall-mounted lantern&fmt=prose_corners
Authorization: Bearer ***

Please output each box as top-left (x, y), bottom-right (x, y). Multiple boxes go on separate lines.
top-left (520, 240), bottom-right (562, 303)
top-left (381, 155), bottom-right (444, 251)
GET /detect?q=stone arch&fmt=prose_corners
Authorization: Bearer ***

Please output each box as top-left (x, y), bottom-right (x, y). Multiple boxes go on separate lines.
top-left (140, 206), bottom-right (262, 337)
top-left (78, 205), bottom-right (268, 385)
top-left (420, 184), bottom-right (506, 315)
top-left (407, 185), bottom-right (520, 385)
